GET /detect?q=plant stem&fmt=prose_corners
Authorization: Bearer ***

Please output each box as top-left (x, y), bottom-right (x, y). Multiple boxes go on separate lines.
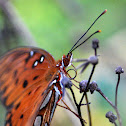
top-left (94, 48), bottom-right (97, 56)
top-left (70, 88), bottom-right (85, 126)
top-left (85, 94), bottom-right (92, 126)
top-left (79, 65), bottom-right (96, 106)
top-left (77, 105), bottom-right (85, 126)
top-left (115, 107), bottom-right (122, 126)
top-left (115, 74), bottom-right (122, 126)
top-left (70, 88), bottom-right (78, 107)
top-left (66, 90), bottom-right (77, 111)
top-left (114, 122), bottom-right (117, 126)
top-left (97, 88), bottom-right (122, 126)
top-left (115, 74), bottom-right (120, 107)
top-left (96, 88), bottom-right (115, 108)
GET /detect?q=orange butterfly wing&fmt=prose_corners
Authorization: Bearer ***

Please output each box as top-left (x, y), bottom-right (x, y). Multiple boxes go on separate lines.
top-left (0, 47), bottom-right (61, 126)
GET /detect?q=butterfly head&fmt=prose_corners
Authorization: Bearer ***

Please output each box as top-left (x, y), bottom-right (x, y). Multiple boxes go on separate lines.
top-left (62, 52), bottom-right (73, 68)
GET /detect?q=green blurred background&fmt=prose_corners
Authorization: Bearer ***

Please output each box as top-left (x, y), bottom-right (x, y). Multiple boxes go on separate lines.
top-left (0, 0), bottom-right (126, 126)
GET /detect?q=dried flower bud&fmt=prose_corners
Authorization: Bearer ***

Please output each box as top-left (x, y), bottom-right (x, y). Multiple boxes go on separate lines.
top-left (92, 38), bottom-right (99, 49)
top-left (89, 81), bottom-right (98, 94)
top-left (106, 111), bottom-right (117, 123)
top-left (79, 80), bottom-right (88, 93)
top-left (115, 66), bottom-right (124, 74)
top-left (88, 56), bottom-right (98, 65)
top-left (61, 76), bottom-right (73, 89)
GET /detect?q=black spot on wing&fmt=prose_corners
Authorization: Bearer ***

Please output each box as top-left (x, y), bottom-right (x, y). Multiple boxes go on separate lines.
top-left (33, 76), bottom-right (39, 80)
top-left (28, 91), bottom-right (31, 95)
top-left (15, 78), bottom-right (19, 85)
top-left (13, 70), bottom-right (18, 78)
top-left (25, 55), bottom-right (31, 63)
top-left (23, 80), bottom-right (28, 88)
top-left (20, 114), bottom-right (23, 119)
top-left (15, 102), bottom-right (21, 110)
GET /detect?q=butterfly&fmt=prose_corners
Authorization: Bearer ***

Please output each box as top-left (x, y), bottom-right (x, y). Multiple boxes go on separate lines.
top-left (0, 9), bottom-right (106, 126)
top-left (0, 46), bottom-right (74, 126)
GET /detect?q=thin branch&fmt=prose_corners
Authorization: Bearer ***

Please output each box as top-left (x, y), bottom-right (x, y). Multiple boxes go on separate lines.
top-left (66, 90), bottom-right (77, 111)
top-left (115, 74), bottom-right (120, 107)
top-left (96, 88), bottom-right (115, 108)
top-left (70, 88), bottom-right (85, 126)
top-left (94, 48), bottom-right (97, 56)
top-left (79, 65), bottom-right (96, 106)
top-left (114, 122), bottom-right (118, 126)
top-left (85, 94), bottom-right (92, 126)
top-left (77, 105), bottom-right (85, 126)
top-left (97, 88), bottom-right (122, 126)
top-left (73, 59), bottom-right (88, 62)
top-left (70, 88), bottom-right (78, 107)
top-left (115, 108), bottom-right (122, 126)
top-left (115, 74), bottom-right (122, 126)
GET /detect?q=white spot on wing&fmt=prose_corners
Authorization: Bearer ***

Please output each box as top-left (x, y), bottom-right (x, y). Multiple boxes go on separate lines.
top-left (34, 116), bottom-right (42, 126)
top-left (30, 51), bottom-right (34, 57)
top-left (40, 90), bottom-right (52, 110)
top-left (40, 56), bottom-right (44, 63)
top-left (56, 64), bottom-right (59, 67)
top-left (34, 61), bottom-right (38, 67)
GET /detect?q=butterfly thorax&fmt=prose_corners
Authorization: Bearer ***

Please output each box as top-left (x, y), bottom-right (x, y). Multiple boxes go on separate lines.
top-left (51, 53), bottom-right (73, 99)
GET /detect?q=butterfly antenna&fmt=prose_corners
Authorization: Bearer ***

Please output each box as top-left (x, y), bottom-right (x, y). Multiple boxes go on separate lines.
top-left (70, 30), bottom-right (101, 53)
top-left (69, 9), bottom-right (107, 54)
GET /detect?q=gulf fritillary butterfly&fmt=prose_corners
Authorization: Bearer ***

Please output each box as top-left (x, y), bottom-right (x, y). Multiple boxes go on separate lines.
top-left (0, 47), bottom-right (73, 126)
top-left (0, 10), bottom-right (107, 126)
